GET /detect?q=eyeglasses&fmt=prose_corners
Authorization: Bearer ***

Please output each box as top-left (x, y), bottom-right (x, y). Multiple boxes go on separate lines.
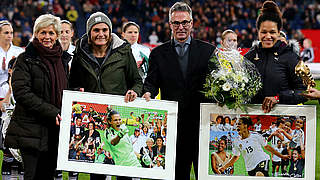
top-left (171, 20), bottom-right (191, 28)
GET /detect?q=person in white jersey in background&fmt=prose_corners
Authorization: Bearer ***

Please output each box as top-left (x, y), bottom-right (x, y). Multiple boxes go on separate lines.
top-left (60, 20), bottom-right (75, 68)
top-left (219, 117), bottom-right (289, 176)
top-left (254, 119), bottom-right (262, 134)
top-left (122, 21), bottom-right (150, 82)
top-left (271, 140), bottom-right (283, 177)
top-left (0, 20), bottom-right (24, 101)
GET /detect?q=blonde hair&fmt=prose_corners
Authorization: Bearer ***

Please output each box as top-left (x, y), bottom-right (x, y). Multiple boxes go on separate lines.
top-left (221, 29), bottom-right (236, 42)
top-left (146, 138), bottom-right (154, 144)
top-left (33, 14), bottom-right (61, 38)
top-left (0, 20), bottom-right (12, 32)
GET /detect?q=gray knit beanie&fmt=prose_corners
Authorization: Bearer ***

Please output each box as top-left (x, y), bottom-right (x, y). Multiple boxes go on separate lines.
top-left (86, 12), bottom-right (112, 36)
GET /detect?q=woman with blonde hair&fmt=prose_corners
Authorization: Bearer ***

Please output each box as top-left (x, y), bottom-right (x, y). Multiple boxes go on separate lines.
top-left (300, 38), bottom-right (314, 63)
top-left (59, 20), bottom-right (75, 68)
top-left (0, 20), bottom-right (24, 98)
top-left (4, 14), bottom-right (71, 179)
top-left (220, 29), bottom-right (238, 50)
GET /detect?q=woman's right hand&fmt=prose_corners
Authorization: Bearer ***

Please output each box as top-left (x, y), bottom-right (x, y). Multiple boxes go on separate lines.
top-left (56, 114), bottom-right (62, 125)
top-left (301, 88), bottom-right (320, 99)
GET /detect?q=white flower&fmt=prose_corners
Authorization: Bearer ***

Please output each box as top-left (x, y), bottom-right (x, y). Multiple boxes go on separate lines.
top-left (222, 82), bottom-right (231, 91)
top-left (243, 76), bottom-right (249, 83)
top-left (231, 73), bottom-right (243, 83)
top-left (219, 76), bottom-right (226, 81)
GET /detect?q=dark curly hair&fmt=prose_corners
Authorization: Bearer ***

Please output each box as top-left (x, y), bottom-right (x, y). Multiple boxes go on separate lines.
top-left (107, 110), bottom-right (119, 122)
top-left (256, 1), bottom-right (282, 31)
top-left (240, 116), bottom-right (253, 127)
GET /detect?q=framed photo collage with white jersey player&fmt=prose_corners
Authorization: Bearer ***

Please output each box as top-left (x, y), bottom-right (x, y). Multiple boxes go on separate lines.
top-left (198, 103), bottom-right (316, 180)
top-left (57, 90), bottom-right (178, 179)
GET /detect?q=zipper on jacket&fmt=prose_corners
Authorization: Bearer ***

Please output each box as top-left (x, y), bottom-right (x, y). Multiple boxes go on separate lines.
top-left (97, 69), bottom-right (102, 93)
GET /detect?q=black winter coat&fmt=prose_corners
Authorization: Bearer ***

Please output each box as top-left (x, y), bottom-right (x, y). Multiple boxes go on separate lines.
top-left (4, 42), bottom-right (71, 151)
top-left (244, 40), bottom-right (307, 104)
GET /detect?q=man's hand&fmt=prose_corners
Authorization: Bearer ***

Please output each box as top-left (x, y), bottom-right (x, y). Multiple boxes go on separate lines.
top-left (124, 90), bottom-right (137, 103)
top-left (142, 92), bottom-right (151, 102)
top-left (262, 97), bottom-right (278, 113)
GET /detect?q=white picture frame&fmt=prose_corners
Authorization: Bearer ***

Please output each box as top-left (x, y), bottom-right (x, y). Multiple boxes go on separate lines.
top-left (198, 103), bottom-right (316, 180)
top-left (57, 90), bottom-right (178, 179)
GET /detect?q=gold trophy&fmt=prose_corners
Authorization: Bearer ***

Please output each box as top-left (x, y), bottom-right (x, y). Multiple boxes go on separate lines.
top-left (295, 60), bottom-right (316, 91)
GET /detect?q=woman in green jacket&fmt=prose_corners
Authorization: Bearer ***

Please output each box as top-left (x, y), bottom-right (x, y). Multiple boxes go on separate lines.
top-left (69, 12), bottom-right (142, 101)
top-left (68, 12), bottom-right (142, 180)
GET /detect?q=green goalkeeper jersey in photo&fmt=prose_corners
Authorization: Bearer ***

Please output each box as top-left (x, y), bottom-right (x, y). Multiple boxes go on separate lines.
top-left (106, 127), bottom-right (141, 167)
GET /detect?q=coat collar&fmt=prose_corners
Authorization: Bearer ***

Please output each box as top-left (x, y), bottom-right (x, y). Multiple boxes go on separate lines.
top-left (163, 38), bottom-right (201, 82)
top-left (252, 40), bottom-right (289, 55)
top-left (173, 36), bottom-right (192, 47)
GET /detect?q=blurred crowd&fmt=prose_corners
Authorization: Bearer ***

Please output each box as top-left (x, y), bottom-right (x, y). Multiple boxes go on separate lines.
top-left (1, 0), bottom-right (320, 48)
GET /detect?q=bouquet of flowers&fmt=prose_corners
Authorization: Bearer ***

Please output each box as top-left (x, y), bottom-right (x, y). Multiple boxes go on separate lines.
top-left (203, 49), bottom-right (262, 111)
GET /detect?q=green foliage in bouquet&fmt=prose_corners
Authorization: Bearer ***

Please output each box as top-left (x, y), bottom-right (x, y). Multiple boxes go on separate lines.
top-left (203, 49), bottom-right (262, 111)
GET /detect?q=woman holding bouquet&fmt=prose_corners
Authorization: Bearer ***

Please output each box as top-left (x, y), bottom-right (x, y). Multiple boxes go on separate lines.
top-left (203, 29), bottom-right (262, 111)
top-left (245, 1), bottom-right (307, 113)
top-left (220, 30), bottom-right (238, 50)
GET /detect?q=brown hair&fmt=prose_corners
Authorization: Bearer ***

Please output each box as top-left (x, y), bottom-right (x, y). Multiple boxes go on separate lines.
top-left (122, 21), bottom-right (140, 33)
top-left (256, 1), bottom-right (282, 31)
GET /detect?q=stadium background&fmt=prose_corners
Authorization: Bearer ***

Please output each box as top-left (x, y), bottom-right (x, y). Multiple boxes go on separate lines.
top-left (0, 0), bottom-right (319, 179)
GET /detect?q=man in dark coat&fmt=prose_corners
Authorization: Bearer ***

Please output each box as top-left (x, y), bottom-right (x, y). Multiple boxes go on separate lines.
top-left (142, 2), bottom-right (215, 179)
top-left (70, 116), bottom-right (85, 137)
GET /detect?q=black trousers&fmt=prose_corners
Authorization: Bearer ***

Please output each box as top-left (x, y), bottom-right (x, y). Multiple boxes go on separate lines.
top-left (19, 126), bottom-right (59, 180)
top-left (20, 149), bottom-right (57, 180)
top-left (174, 110), bottom-right (200, 180)
top-left (174, 132), bottom-right (199, 180)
